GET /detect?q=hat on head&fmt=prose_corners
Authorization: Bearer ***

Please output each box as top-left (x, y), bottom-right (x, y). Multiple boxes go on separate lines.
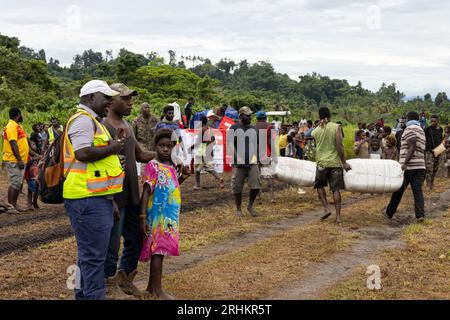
top-left (256, 111), bottom-right (267, 119)
top-left (239, 106), bottom-right (253, 116)
top-left (207, 110), bottom-right (216, 118)
top-left (80, 80), bottom-right (120, 98)
top-left (110, 83), bottom-right (138, 97)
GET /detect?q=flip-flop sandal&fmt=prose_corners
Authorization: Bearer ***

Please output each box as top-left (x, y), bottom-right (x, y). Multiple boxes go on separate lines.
top-left (321, 212), bottom-right (332, 221)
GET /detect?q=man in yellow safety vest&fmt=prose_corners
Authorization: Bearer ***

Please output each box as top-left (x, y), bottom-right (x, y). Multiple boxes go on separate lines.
top-left (63, 80), bottom-right (124, 300)
top-left (47, 117), bottom-right (63, 145)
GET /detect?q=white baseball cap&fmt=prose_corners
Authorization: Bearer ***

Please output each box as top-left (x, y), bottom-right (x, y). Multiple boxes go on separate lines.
top-left (207, 110), bottom-right (215, 118)
top-left (79, 80), bottom-right (120, 98)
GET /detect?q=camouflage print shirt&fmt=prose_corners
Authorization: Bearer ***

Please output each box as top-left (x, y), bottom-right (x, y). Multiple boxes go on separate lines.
top-left (132, 114), bottom-right (159, 151)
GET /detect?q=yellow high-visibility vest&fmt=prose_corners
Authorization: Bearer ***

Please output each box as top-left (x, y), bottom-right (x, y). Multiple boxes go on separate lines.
top-left (62, 110), bottom-right (124, 200)
top-left (48, 125), bottom-right (63, 145)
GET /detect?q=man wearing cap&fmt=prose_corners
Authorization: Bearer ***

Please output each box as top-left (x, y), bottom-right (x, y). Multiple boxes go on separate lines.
top-left (207, 110), bottom-right (219, 129)
top-left (103, 83), bottom-right (156, 297)
top-left (227, 107), bottom-right (261, 217)
top-left (255, 111), bottom-right (276, 204)
top-left (63, 80), bottom-right (124, 300)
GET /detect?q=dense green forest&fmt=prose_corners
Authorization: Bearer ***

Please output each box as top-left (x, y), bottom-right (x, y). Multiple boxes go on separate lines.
top-left (1, 32), bottom-right (449, 135)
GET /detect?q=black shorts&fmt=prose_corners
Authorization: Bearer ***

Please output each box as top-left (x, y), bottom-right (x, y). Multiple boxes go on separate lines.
top-left (314, 167), bottom-right (345, 192)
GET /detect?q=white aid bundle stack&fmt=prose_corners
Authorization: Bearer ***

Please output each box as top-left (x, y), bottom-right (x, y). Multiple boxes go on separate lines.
top-left (344, 159), bottom-right (403, 193)
top-left (273, 157), bottom-right (317, 186)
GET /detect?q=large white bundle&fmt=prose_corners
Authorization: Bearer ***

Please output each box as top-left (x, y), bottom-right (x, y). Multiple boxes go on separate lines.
top-left (344, 159), bottom-right (403, 193)
top-left (273, 157), bottom-right (317, 186)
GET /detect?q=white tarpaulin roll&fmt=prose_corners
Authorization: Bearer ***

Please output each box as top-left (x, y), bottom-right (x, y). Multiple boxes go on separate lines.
top-left (344, 159), bottom-right (403, 193)
top-left (274, 157), bottom-right (317, 186)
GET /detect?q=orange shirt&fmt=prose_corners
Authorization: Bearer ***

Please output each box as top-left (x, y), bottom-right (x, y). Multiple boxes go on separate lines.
top-left (2, 120), bottom-right (29, 163)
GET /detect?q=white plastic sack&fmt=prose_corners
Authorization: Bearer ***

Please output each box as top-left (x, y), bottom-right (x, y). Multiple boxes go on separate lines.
top-left (273, 157), bottom-right (317, 187)
top-left (170, 102), bottom-right (182, 122)
top-left (344, 159), bottom-right (404, 193)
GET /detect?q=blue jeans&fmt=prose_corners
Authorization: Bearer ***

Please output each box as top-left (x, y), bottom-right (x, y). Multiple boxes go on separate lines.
top-left (64, 197), bottom-right (114, 300)
top-left (104, 205), bottom-right (143, 278)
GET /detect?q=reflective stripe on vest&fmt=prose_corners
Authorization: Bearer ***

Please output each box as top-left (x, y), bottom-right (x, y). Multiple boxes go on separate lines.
top-left (62, 109), bottom-right (124, 199)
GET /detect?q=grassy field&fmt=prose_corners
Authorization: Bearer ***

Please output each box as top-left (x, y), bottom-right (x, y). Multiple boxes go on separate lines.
top-left (0, 177), bottom-right (447, 300)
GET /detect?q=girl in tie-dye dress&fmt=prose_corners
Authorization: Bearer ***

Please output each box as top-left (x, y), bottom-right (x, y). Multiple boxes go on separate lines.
top-left (139, 129), bottom-right (190, 300)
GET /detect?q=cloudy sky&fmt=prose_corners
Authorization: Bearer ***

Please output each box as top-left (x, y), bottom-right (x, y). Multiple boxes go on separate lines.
top-left (1, 0), bottom-right (450, 97)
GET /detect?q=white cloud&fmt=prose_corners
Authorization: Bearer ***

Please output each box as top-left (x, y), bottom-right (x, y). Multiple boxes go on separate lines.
top-left (0, 0), bottom-right (449, 96)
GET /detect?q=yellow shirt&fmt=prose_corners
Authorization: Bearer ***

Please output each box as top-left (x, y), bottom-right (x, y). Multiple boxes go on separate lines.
top-left (279, 134), bottom-right (289, 149)
top-left (2, 120), bottom-right (29, 163)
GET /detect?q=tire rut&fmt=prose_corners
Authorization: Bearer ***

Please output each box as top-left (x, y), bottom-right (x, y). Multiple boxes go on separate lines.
top-left (0, 184), bottom-right (289, 257)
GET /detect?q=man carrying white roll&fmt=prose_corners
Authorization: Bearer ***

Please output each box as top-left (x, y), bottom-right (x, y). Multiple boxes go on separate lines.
top-left (311, 107), bottom-right (351, 223)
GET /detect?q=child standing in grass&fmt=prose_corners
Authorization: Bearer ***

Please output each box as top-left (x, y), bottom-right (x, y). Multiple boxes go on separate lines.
top-left (139, 129), bottom-right (190, 300)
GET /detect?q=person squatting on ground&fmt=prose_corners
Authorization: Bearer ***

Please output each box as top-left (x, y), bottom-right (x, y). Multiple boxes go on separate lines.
top-left (227, 107), bottom-right (262, 218)
top-left (102, 83), bottom-right (156, 297)
top-left (192, 115), bottom-right (224, 190)
top-left (424, 115), bottom-right (444, 191)
top-left (63, 80), bottom-right (125, 300)
top-left (384, 111), bottom-right (426, 222)
top-left (2, 107), bottom-right (29, 214)
top-left (139, 129), bottom-right (190, 300)
top-left (311, 107), bottom-right (351, 224)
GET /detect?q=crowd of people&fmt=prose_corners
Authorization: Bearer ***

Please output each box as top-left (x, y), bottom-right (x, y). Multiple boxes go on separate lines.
top-left (1, 78), bottom-right (450, 300)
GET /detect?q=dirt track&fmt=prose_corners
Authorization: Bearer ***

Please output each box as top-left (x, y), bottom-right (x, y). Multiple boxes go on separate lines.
top-left (265, 190), bottom-right (450, 299)
top-left (0, 174), bottom-right (288, 257)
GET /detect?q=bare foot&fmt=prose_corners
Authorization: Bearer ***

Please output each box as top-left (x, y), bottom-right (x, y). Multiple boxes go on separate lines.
top-left (219, 179), bottom-right (225, 189)
top-left (236, 210), bottom-right (244, 217)
top-left (6, 208), bottom-right (20, 215)
top-left (156, 291), bottom-right (175, 300)
top-left (270, 199), bottom-right (276, 204)
top-left (321, 212), bottom-right (332, 221)
top-left (335, 218), bottom-right (342, 224)
top-left (247, 206), bottom-right (258, 217)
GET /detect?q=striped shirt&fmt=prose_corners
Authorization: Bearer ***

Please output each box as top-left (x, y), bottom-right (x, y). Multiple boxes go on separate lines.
top-left (399, 124), bottom-right (426, 170)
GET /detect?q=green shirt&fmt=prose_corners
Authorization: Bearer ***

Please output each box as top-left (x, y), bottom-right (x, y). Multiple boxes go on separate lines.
top-left (311, 122), bottom-right (342, 168)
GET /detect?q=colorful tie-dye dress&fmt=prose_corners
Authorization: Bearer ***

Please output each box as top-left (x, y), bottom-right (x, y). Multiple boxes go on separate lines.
top-left (139, 160), bottom-right (181, 262)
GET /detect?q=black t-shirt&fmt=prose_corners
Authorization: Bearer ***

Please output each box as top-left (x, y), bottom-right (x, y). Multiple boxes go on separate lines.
top-left (228, 122), bottom-right (259, 167)
top-left (103, 120), bottom-right (140, 209)
top-left (184, 103), bottom-right (193, 117)
top-left (424, 126), bottom-right (443, 152)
